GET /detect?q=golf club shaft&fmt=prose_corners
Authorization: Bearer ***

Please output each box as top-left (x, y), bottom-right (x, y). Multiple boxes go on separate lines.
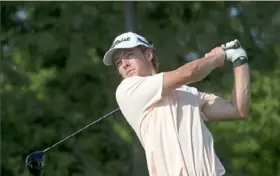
top-left (43, 108), bottom-right (120, 153)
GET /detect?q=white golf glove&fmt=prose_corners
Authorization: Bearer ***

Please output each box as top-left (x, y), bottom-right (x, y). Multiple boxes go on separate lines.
top-left (221, 39), bottom-right (248, 63)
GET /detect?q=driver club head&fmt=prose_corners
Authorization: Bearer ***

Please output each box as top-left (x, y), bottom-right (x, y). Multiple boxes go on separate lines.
top-left (25, 151), bottom-right (44, 176)
top-left (23, 108), bottom-right (120, 176)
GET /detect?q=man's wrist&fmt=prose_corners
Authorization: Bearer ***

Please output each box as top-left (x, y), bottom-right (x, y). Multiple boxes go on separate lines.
top-left (206, 56), bottom-right (219, 70)
top-left (233, 57), bottom-right (248, 68)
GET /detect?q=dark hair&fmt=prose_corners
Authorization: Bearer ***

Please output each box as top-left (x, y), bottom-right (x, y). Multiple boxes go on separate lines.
top-left (138, 45), bottom-right (159, 72)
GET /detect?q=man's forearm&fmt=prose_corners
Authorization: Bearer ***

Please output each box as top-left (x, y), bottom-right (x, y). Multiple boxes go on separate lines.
top-left (231, 63), bottom-right (251, 118)
top-left (176, 56), bottom-right (218, 84)
top-left (162, 56), bottom-right (218, 96)
top-left (162, 47), bottom-right (224, 97)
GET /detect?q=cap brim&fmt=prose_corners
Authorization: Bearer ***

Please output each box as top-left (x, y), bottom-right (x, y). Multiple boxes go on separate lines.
top-left (103, 43), bottom-right (139, 66)
top-left (103, 48), bottom-right (119, 66)
top-left (103, 43), bottom-right (154, 66)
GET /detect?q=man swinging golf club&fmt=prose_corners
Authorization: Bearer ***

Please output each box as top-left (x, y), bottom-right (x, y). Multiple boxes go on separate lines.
top-left (103, 32), bottom-right (251, 176)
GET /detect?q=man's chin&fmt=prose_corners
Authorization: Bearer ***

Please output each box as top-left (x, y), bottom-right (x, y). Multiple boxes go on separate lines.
top-left (126, 71), bottom-right (137, 77)
top-left (125, 74), bottom-right (135, 78)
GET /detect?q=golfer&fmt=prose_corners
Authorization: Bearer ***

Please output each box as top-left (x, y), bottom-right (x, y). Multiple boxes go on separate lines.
top-left (103, 32), bottom-right (250, 176)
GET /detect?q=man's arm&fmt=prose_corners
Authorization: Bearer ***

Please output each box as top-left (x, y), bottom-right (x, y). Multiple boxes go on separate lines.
top-left (162, 47), bottom-right (224, 97)
top-left (201, 63), bottom-right (251, 120)
top-left (200, 40), bottom-right (251, 120)
top-left (116, 47), bottom-right (224, 114)
top-left (232, 63), bottom-right (251, 117)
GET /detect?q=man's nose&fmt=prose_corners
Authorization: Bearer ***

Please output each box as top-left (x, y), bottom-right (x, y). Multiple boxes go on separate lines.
top-left (121, 59), bottom-right (130, 69)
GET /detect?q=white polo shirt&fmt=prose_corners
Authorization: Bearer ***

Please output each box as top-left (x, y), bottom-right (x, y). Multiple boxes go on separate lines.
top-left (115, 73), bottom-right (225, 176)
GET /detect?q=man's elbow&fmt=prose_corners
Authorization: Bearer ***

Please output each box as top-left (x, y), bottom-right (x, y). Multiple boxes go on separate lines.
top-left (237, 107), bottom-right (250, 119)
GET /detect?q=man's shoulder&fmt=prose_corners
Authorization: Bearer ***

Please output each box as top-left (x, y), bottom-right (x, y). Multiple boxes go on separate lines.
top-left (115, 76), bottom-right (148, 102)
top-left (116, 76), bottom-right (142, 93)
top-left (116, 73), bottom-right (164, 97)
top-left (118, 76), bottom-right (143, 87)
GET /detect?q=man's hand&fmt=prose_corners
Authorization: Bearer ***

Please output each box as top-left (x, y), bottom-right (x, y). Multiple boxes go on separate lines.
top-left (221, 39), bottom-right (248, 63)
top-left (204, 47), bottom-right (226, 68)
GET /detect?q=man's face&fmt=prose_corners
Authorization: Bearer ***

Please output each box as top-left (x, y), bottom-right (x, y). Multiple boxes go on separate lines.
top-left (112, 47), bottom-right (154, 78)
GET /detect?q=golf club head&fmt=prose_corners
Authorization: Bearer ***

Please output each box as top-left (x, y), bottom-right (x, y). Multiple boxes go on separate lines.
top-left (25, 151), bottom-right (44, 176)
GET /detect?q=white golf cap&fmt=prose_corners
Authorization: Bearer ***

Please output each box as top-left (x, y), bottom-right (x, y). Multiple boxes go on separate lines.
top-left (103, 32), bottom-right (154, 66)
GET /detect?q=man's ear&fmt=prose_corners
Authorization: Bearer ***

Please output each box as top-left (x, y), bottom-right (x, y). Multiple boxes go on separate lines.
top-left (145, 49), bottom-right (153, 61)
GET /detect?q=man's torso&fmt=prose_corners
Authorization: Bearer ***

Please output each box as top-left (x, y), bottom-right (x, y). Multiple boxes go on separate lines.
top-left (115, 74), bottom-right (225, 176)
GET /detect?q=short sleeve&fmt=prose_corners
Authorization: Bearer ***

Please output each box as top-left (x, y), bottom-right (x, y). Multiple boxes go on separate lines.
top-left (116, 73), bottom-right (164, 112)
top-left (198, 91), bottom-right (218, 107)
top-left (198, 91), bottom-right (220, 121)
top-left (115, 73), bottom-right (164, 134)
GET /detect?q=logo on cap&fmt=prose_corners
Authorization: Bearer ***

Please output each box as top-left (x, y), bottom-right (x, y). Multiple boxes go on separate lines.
top-left (110, 37), bottom-right (131, 49)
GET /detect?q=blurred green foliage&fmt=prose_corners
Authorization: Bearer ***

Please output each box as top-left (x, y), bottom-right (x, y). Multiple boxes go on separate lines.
top-left (1, 2), bottom-right (280, 176)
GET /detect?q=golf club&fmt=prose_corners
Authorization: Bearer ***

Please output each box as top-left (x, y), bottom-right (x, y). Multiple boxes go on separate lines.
top-left (25, 108), bottom-right (120, 176)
